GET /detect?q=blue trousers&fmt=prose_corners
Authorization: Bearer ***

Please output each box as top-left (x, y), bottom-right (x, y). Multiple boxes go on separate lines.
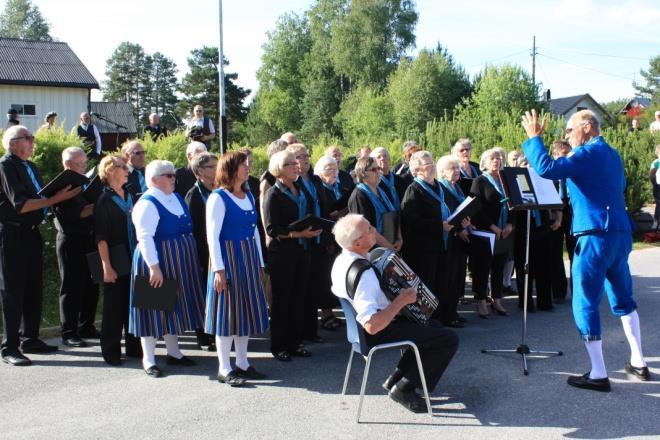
top-left (572, 231), bottom-right (636, 340)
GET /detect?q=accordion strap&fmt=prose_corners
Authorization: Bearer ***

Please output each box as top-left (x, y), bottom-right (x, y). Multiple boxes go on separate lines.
top-left (345, 258), bottom-right (376, 300)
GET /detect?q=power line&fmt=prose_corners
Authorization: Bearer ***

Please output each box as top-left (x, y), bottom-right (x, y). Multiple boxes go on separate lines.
top-left (538, 46), bottom-right (648, 61)
top-left (537, 53), bottom-right (636, 82)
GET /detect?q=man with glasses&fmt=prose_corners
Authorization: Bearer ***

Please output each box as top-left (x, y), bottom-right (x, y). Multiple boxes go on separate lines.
top-left (75, 112), bottom-right (103, 160)
top-left (122, 140), bottom-right (148, 197)
top-left (186, 105), bottom-right (215, 149)
top-left (144, 113), bottom-right (168, 140)
top-left (175, 141), bottom-right (207, 197)
top-left (522, 109), bottom-right (650, 391)
top-left (0, 126), bottom-right (81, 366)
top-left (54, 147), bottom-right (99, 347)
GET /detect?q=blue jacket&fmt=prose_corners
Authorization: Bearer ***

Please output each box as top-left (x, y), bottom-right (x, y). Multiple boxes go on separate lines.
top-left (521, 135), bottom-right (631, 236)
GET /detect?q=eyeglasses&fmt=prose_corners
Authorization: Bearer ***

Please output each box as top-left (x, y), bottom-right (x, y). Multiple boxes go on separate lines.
top-left (284, 162), bottom-right (298, 167)
top-left (159, 173), bottom-right (176, 179)
top-left (565, 121), bottom-right (588, 135)
top-left (113, 165), bottom-right (129, 170)
top-left (200, 164), bottom-right (217, 169)
top-left (11, 135), bottom-right (35, 142)
top-left (458, 148), bottom-right (471, 153)
top-left (420, 162), bottom-right (434, 167)
top-left (131, 151), bottom-right (146, 156)
top-left (366, 166), bottom-right (382, 172)
top-left (194, 110), bottom-right (202, 113)
top-left (295, 154), bottom-right (310, 160)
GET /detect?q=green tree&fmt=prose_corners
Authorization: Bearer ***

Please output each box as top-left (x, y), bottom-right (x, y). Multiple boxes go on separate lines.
top-left (388, 46), bottom-right (471, 137)
top-left (0, 0), bottom-right (52, 41)
top-left (335, 85), bottom-right (395, 145)
top-left (142, 52), bottom-right (178, 120)
top-left (178, 47), bottom-right (250, 142)
top-left (329, 0), bottom-right (418, 88)
top-left (634, 55), bottom-right (660, 104)
top-left (103, 42), bottom-right (148, 124)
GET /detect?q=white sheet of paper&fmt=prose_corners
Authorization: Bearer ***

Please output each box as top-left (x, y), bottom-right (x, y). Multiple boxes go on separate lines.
top-left (469, 230), bottom-right (496, 254)
top-left (447, 196), bottom-right (475, 223)
top-left (528, 168), bottom-right (562, 206)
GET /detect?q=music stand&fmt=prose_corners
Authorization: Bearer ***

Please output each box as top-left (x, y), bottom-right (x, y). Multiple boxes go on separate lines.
top-left (480, 167), bottom-right (563, 375)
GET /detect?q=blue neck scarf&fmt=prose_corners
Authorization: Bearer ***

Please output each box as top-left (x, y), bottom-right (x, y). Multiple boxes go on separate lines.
top-left (483, 172), bottom-right (509, 229)
top-left (106, 187), bottom-right (137, 253)
top-left (380, 173), bottom-right (400, 208)
top-left (414, 178), bottom-right (450, 248)
top-left (439, 178), bottom-right (465, 204)
top-left (281, 184), bottom-right (308, 248)
top-left (356, 183), bottom-right (394, 234)
top-left (23, 162), bottom-right (48, 216)
top-left (460, 163), bottom-right (479, 178)
top-left (300, 177), bottom-right (320, 217)
top-left (323, 181), bottom-right (342, 201)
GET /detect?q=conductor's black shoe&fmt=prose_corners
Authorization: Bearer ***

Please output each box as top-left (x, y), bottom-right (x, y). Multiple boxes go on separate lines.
top-left (567, 372), bottom-right (611, 392)
top-left (165, 355), bottom-right (195, 366)
top-left (144, 365), bottom-right (163, 378)
top-left (389, 384), bottom-right (428, 413)
top-left (62, 336), bottom-right (87, 348)
top-left (625, 362), bottom-right (651, 381)
top-left (218, 371), bottom-right (246, 386)
top-left (235, 366), bottom-right (267, 380)
top-left (21, 338), bottom-right (58, 354)
top-left (1, 351), bottom-right (31, 366)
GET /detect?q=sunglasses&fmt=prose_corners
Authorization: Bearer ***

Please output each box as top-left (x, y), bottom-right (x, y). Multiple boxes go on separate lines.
top-left (132, 151), bottom-right (146, 156)
top-left (295, 154), bottom-right (310, 160)
top-left (284, 161), bottom-right (298, 167)
top-left (11, 135), bottom-right (35, 142)
top-left (366, 166), bottom-right (382, 172)
top-left (159, 173), bottom-right (176, 179)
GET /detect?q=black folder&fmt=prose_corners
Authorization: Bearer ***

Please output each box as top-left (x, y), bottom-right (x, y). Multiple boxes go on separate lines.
top-left (493, 234), bottom-right (514, 255)
top-left (457, 177), bottom-right (473, 196)
top-left (38, 169), bottom-right (89, 198)
top-left (132, 276), bottom-right (178, 312)
top-left (447, 196), bottom-right (482, 227)
top-left (381, 211), bottom-right (399, 244)
top-left (288, 214), bottom-right (335, 233)
top-left (83, 174), bottom-right (103, 203)
top-left (86, 244), bottom-right (132, 284)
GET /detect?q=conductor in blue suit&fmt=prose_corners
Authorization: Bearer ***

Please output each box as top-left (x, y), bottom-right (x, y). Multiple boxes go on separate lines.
top-left (521, 109), bottom-right (650, 391)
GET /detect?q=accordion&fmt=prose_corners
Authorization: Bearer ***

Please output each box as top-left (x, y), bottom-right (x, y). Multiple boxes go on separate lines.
top-left (368, 247), bottom-right (438, 325)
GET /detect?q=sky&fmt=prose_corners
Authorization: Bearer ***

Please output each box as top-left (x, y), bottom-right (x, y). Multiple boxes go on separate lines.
top-left (12, 0), bottom-right (660, 106)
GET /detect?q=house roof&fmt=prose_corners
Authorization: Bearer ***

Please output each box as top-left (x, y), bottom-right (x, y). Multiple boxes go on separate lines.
top-left (547, 93), bottom-right (608, 119)
top-left (90, 102), bottom-right (137, 134)
top-left (0, 37), bottom-right (99, 89)
top-left (620, 97), bottom-right (652, 113)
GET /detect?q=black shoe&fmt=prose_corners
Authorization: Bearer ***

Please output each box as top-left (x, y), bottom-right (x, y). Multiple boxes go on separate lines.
top-left (235, 366), bottom-right (267, 380)
top-left (104, 357), bottom-right (122, 366)
top-left (567, 372), bottom-right (611, 392)
top-left (388, 384), bottom-right (428, 413)
top-left (78, 327), bottom-right (101, 339)
top-left (273, 351), bottom-right (291, 362)
top-left (1, 351), bottom-right (32, 366)
top-left (62, 336), bottom-right (87, 348)
top-left (218, 370), bottom-right (247, 386)
top-left (21, 338), bottom-right (58, 354)
top-left (145, 365), bottom-right (163, 378)
top-left (290, 347), bottom-right (312, 357)
top-left (625, 362), bottom-right (651, 381)
top-left (382, 370), bottom-right (404, 391)
top-left (165, 355), bottom-right (195, 366)
top-left (305, 335), bottom-right (325, 343)
top-left (455, 316), bottom-right (467, 323)
top-left (443, 320), bottom-right (465, 328)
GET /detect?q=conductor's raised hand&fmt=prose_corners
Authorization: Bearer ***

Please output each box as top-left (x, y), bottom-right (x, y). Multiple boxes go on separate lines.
top-left (214, 269), bottom-right (227, 293)
top-left (521, 109), bottom-right (547, 139)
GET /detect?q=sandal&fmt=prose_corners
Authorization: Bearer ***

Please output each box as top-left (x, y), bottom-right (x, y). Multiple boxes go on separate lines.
top-left (273, 351), bottom-right (291, 362)
top-left (320, 315), bottom-right (341, 331)
top-left (291, 347), bottom-right (312, 357)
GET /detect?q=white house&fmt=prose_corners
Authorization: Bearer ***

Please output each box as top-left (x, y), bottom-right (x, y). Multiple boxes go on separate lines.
top-left (547, 93), bottom-right (609, 124)
top-left (0, 37), bottom-right (99, 133)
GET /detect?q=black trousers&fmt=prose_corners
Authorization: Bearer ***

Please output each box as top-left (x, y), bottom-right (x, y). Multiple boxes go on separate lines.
top-left (316, 245), bottom-right (339, 310)
top-left (365, 319), bottom-right (458, 391)
top-left (470, 237), bottom-right (506, 300)
top-left (442, 237), bottom-right (468, 322)
top-left (0, 224), bottom-right (43, 354)
top-left (268, 250), bottom-right (310, 354)
top-left (302, 245), bottom-right (323, 340)
top-left (56, 232), bottom-right (99, 338)
top-left (534, 229), bottom-right (567, 308)
top-left (100, 275), bottom-right (140, 362)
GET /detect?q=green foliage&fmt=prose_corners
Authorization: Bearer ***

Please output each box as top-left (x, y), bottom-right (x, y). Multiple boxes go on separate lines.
top-left (103, 42), bottom-right (148, 125)
top-left (335, 85), bottom-right (396, 146)
top-left (141, 52), bottom-right (179, 119)
top-left (140, 130), bottom-right (188, 168)
top-left (634, 55), bottom-right (660, 104)
top-left (30, 126), bottom-right (85, 182)
top-left (0, 0), bottom-right (52, 41)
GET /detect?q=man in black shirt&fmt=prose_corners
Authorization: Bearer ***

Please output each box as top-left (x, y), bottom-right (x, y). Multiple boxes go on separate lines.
top-left (54, 147), bottom-right (99, 347)
top-left (75, 112), bottom-right (103, 160)
top-left (0, 126), bottom-right (81, 366)
top-left (122, 140), bottom-right (147, 197)
top-left (144, 113), bottom-right (168, 140)
top-left (175, 141), bottom-right (207, 197)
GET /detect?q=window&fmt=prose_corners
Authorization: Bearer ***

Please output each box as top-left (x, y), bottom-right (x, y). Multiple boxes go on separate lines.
top-left (10, 104), bottom-right (36, 116)
top-left (576, 106), bottom-right (587, 112)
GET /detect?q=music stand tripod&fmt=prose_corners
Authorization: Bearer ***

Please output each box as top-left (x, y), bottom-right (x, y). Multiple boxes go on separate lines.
top-left (481, 168), bottom-right (563, 375)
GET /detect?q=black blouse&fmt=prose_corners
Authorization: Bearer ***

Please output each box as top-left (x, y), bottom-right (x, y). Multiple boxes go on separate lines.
top-left (470, 174), bottom-right (513, 230)
top-left (185, 180), bottom-right (211, 270)
top-left (400, 180), bottom-right (445, 254)
top-left (263, 180), bottom-right (314, 253)
top-left (94, 187), bottom-right (135, 255)
top-left (0, 154), bottom-right (45, 226)
top-left (175, 166), bottom-right (196, 197)
top-left (53, 193), bottom-right (94, 236)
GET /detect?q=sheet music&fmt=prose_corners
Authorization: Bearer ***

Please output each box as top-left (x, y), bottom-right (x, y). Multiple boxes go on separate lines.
top-left (469, 230), bottom-right (496, 254)
top-left (527, 168), bottom-right (562, 206)
top-left (447, 196), bottom-right (475, 223)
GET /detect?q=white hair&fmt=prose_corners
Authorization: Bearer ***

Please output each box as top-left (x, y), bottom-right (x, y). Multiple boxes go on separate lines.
top-left (186, 141), bottom-right (207, 157)
top-left (62, 146), bottom-right (86, 162)
top-left (370, 146), bottom-right (389, 159)
top-left (409, 150), bottom-right (434, 176)
top-left (268, 150), bottom-right (294, 178)
top-left (333, 214), bottom-right (366, 249)
top-left (2, 125), bottom-right (28, 151)
top-left (479, 148), bottom-right (502, 171)
top-left (451, 138), bottom-right (472, 156)
top-left (145, 160), bottom-right (175, 187)
top-left (436, 155), bottom-right (459, 178)
top-left (314, 155), bottom-right (338, 177)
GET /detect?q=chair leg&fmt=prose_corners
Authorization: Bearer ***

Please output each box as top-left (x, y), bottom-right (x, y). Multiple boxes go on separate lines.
top-left (411, 344), bottom-right (433, 416)
top-left (341, 349), bottom-right (355, 395)
top-left (356, 351), bottom-right (374, 423)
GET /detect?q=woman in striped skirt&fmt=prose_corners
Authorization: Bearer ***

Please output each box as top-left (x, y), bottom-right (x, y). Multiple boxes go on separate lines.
top-left (205, 151), bottom-right (269, 386)
top-left (130, 160), bottom-right (205, 378)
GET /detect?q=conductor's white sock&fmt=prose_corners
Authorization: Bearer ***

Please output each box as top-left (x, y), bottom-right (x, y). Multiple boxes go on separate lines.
top-left (584, 340), bottom-right (607, 379)
top-left (163, 334), bottom-right (183, 359)
top-left (216, 335), bottom-right (233, 377)
top-left (140, 336), bottom-right (157, 369)
top-left (620, 310), bottom-right (646, 368)
top-left (234, 336), bottom-right (250, 371)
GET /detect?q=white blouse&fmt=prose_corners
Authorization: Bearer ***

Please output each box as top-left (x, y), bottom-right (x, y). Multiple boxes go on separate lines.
top-left (132, 187), bottom-right (185, 267)
top-left (206, 189), bottom-right (264, 272)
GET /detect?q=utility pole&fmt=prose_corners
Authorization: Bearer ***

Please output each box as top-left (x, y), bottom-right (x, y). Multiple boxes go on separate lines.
top-left (218, 0), bottom-right (227, 154)
top-left (531, 35), bottom-right (537, 85)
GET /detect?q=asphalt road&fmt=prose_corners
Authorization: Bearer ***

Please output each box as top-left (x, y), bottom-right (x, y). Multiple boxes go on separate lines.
top-left (1, 247), bottom-right (659, 440)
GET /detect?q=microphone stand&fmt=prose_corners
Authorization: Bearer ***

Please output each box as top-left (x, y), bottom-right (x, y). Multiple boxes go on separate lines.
top-left (91, 113), bottom-right (127, 150)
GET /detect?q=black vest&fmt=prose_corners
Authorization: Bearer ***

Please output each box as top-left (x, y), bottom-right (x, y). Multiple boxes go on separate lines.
top-left (77, 124), bottom-right (96, 151)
